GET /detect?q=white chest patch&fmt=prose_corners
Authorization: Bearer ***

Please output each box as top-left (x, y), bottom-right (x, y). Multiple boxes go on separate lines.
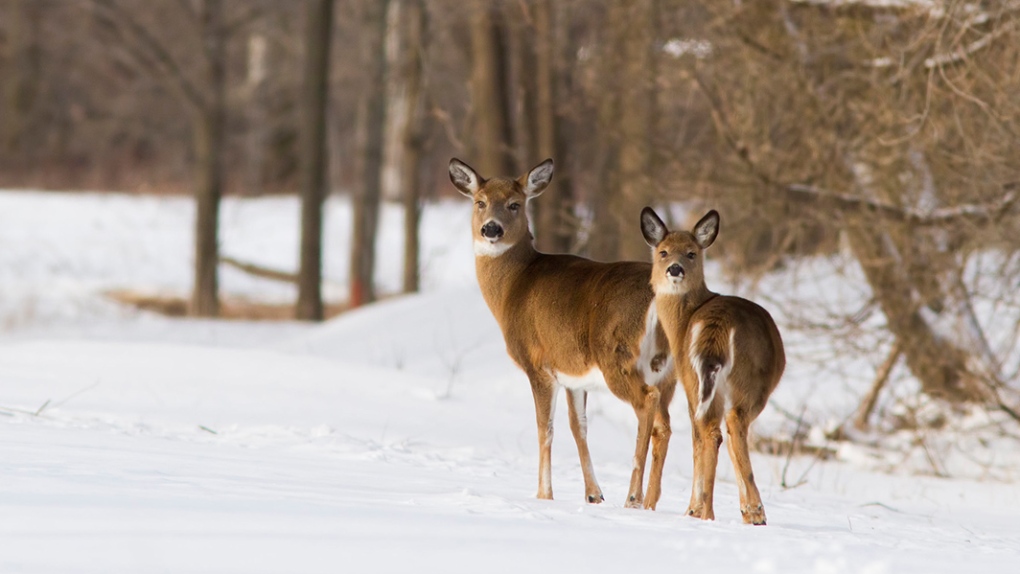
top-left (552, 368), bottom-right (608, 392)
top-left (474, 239), bottom-right (512, 258)
top-left (638, 301), bottom-right (673, 385)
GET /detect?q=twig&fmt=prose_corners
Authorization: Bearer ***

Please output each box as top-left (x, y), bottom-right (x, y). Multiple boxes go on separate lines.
top-left (34, 399), bottom-right (51, 417)
top-left (860, 501), bottom-right (904, 513)
top-left (0, 381), bottom-right (99, 417)
top-left (198, 425), bottom-right (218, 434)
top-left (87, 0), bottom-right (205, 110)
top-left (693, 70), bottom-right (1020, 228)
top-left (915, 428), bottom-right (949, 478)
top-left (781, 405), bottom-right (808, 489)
top-left (51, 381), bottom-right (101, 410)
top-left (854, 342), bottom-right (902, 430)
top-left (924, 20), bottom-right (1020, 69)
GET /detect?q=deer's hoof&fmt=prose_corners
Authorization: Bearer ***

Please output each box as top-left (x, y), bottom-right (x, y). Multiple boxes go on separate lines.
top-left (624, 494), bottom-right (643, 509)
top-left (685, 505), bottom-right (715, 521)
top-left (741, 504), bottom-right (766, 525)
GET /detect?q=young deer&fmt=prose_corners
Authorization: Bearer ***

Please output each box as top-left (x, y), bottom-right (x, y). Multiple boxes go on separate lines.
top-left (449, 158), bottom-right (675, 509)
top-left (640, 207), bottom-right (785, 525)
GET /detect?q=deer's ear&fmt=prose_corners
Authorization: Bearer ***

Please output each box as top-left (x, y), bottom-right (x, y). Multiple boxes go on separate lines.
top-left (522, 158), bottom-right (554, 197)
top-left (693, 210), bottom-right (720, 249)
top-left (640, 207), bottom-right (668, 247)
top-left (449, 158), bottom-right (482, 197)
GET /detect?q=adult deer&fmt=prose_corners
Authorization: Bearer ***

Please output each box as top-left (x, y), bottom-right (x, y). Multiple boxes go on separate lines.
top-left (449, 158), bottom-right (674, 508)
top-left (640, 207), bottom-right (785, 525)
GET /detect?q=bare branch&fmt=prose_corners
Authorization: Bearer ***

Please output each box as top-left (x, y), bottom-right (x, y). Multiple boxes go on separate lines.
top-left (220, 255), bottom-right (299, 284)
top-left (784, 183), bottom-right (1019, 227)
top-left (88, 0), bottom-right (205, 110)
top-left (853, 342), bottom-right (902, 431)
top-left (925, 20), bottom-right (1020, 69)
top-left (694, 72), bottom-right (1020, 229)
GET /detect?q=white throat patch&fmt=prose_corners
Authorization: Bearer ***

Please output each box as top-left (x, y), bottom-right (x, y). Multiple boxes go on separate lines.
top-left (474, 239), bottom-right (512, 258)
top-left (654, 279), bottom-right (686, 296)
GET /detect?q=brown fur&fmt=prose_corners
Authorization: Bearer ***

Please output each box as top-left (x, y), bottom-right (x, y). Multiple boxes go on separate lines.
top-left (450, 158), bottom-right (675, 508)
top-left (641, 207), bottom-right (785, 525)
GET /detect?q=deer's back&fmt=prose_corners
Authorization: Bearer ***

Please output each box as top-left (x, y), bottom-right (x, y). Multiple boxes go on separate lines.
top-left (498, 254), bottom-right (655, 374)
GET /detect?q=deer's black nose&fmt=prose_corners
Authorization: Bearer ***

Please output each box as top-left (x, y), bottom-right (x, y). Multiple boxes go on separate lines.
top-left (481, 221), bottom-right (504, 239)
top-left (667, 263), bottom-right (684, 278)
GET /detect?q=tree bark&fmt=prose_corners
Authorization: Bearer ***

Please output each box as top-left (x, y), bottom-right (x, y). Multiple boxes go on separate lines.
top-left (3, 0), bottom-right (42, 155)
top-left (469, 0), bottom-right (514, 177)
top-left (846, 223), bottom-right (985, 403)
top-left (190, 0), bottom-right (227, 318)
top-left (296, 0), bottom-right (335, 321)
top-left (609, 0), bottom-right (657, 262)
top-left (349, 0), bottom-right (391, 308)
top-left (530, 0), bottom-right (573, 254)
top-left (244, 32), bottom-right (269, 197)
top-left (399, 0), bottom-right (426, 294)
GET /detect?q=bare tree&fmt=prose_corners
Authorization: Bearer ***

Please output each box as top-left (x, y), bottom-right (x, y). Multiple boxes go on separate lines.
top-left (588, 0), bottom-right (659, 262)
top-left (396, 0), bottom-right (427, 294)
top-left (2, 0), bottom-right (42, 156)
top-left (86, 0), bottom-right (234, 316)
top-left (296, 0), bottom-right (335, 321)
top-left (349, 0), bottom-right (391, 308)
top-left (190, 0), bottom-right (227, 317)
top-left (666, 0), bottom-right (1020, 407)
top-left (468, 0), bottom-right (514, 177)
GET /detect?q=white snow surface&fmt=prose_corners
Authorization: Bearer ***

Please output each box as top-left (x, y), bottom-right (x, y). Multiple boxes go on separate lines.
top-left (2, 190), bottom-right (1019, 573)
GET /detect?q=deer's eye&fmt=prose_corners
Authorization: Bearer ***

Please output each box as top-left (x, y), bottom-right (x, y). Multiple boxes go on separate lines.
top-left (687, 252), bottom-right (696, 260)
top-left (659, 251), bottom-right (668, 258)
top-left (508, 202), bottom-right (521, 212)
top-left (476, 201), bottom-right (486, 210)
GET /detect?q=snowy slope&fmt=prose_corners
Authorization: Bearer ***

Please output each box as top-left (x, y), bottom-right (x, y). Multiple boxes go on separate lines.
top-left (2, 190), bottom-right (1020, 573)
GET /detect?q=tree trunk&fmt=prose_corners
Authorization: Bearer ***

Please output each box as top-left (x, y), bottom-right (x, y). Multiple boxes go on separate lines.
top-left (244, 32), bottom-right (269, 197)
top-left (847, 223), bottom-right (985, 403)
top-left (3, 0), bottom-right (42, 155)
top-left (296, 0), bottom-right (335, 322)
top-left (190, 0), bottom-right (226, 318)
top-left (349, 0), bottom-right (391, 308)
top-left (609, 0), bottom-right (657, 262)
top-left (399, 0), bottom-right (426, 294)
top-left (531, 0), bottom-right (573, 254)
top-left (469, 0), bottom-right (514, 177)
top-left (587, 45), bottom-right (620, 262)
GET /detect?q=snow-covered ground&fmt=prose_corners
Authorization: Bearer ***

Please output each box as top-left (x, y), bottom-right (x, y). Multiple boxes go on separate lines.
top-left (1, 190), bottom-right (1019, 573)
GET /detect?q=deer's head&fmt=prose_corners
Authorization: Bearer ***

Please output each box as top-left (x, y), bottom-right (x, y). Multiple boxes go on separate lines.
top-left (641, 207), bottom-right (719, 296)
top-left (449, 158), bottom-right (554, 257)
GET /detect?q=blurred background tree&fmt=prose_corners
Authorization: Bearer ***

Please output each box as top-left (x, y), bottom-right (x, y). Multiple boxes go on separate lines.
top-left (1, 0), bottom-right (1019, 418)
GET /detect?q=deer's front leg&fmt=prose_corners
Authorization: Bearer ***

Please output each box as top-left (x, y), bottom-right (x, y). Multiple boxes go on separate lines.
top-left (528, 372), bottom-right (557, 500)
top-left (643, 384), bottom-right (674, 510)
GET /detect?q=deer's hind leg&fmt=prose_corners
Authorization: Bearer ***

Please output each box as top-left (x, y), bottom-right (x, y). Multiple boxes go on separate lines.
top-left (686, 400), bottom-right (723, 520)
top-left (566, 388), bottom-right (604, 503)
top-left (725, 407), bottom-right (766, 525)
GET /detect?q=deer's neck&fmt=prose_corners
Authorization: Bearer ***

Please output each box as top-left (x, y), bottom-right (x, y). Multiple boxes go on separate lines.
top-left (654, 284), bottom-right (715, 350)
top-left (474, 238), bottom-right (539, 318)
